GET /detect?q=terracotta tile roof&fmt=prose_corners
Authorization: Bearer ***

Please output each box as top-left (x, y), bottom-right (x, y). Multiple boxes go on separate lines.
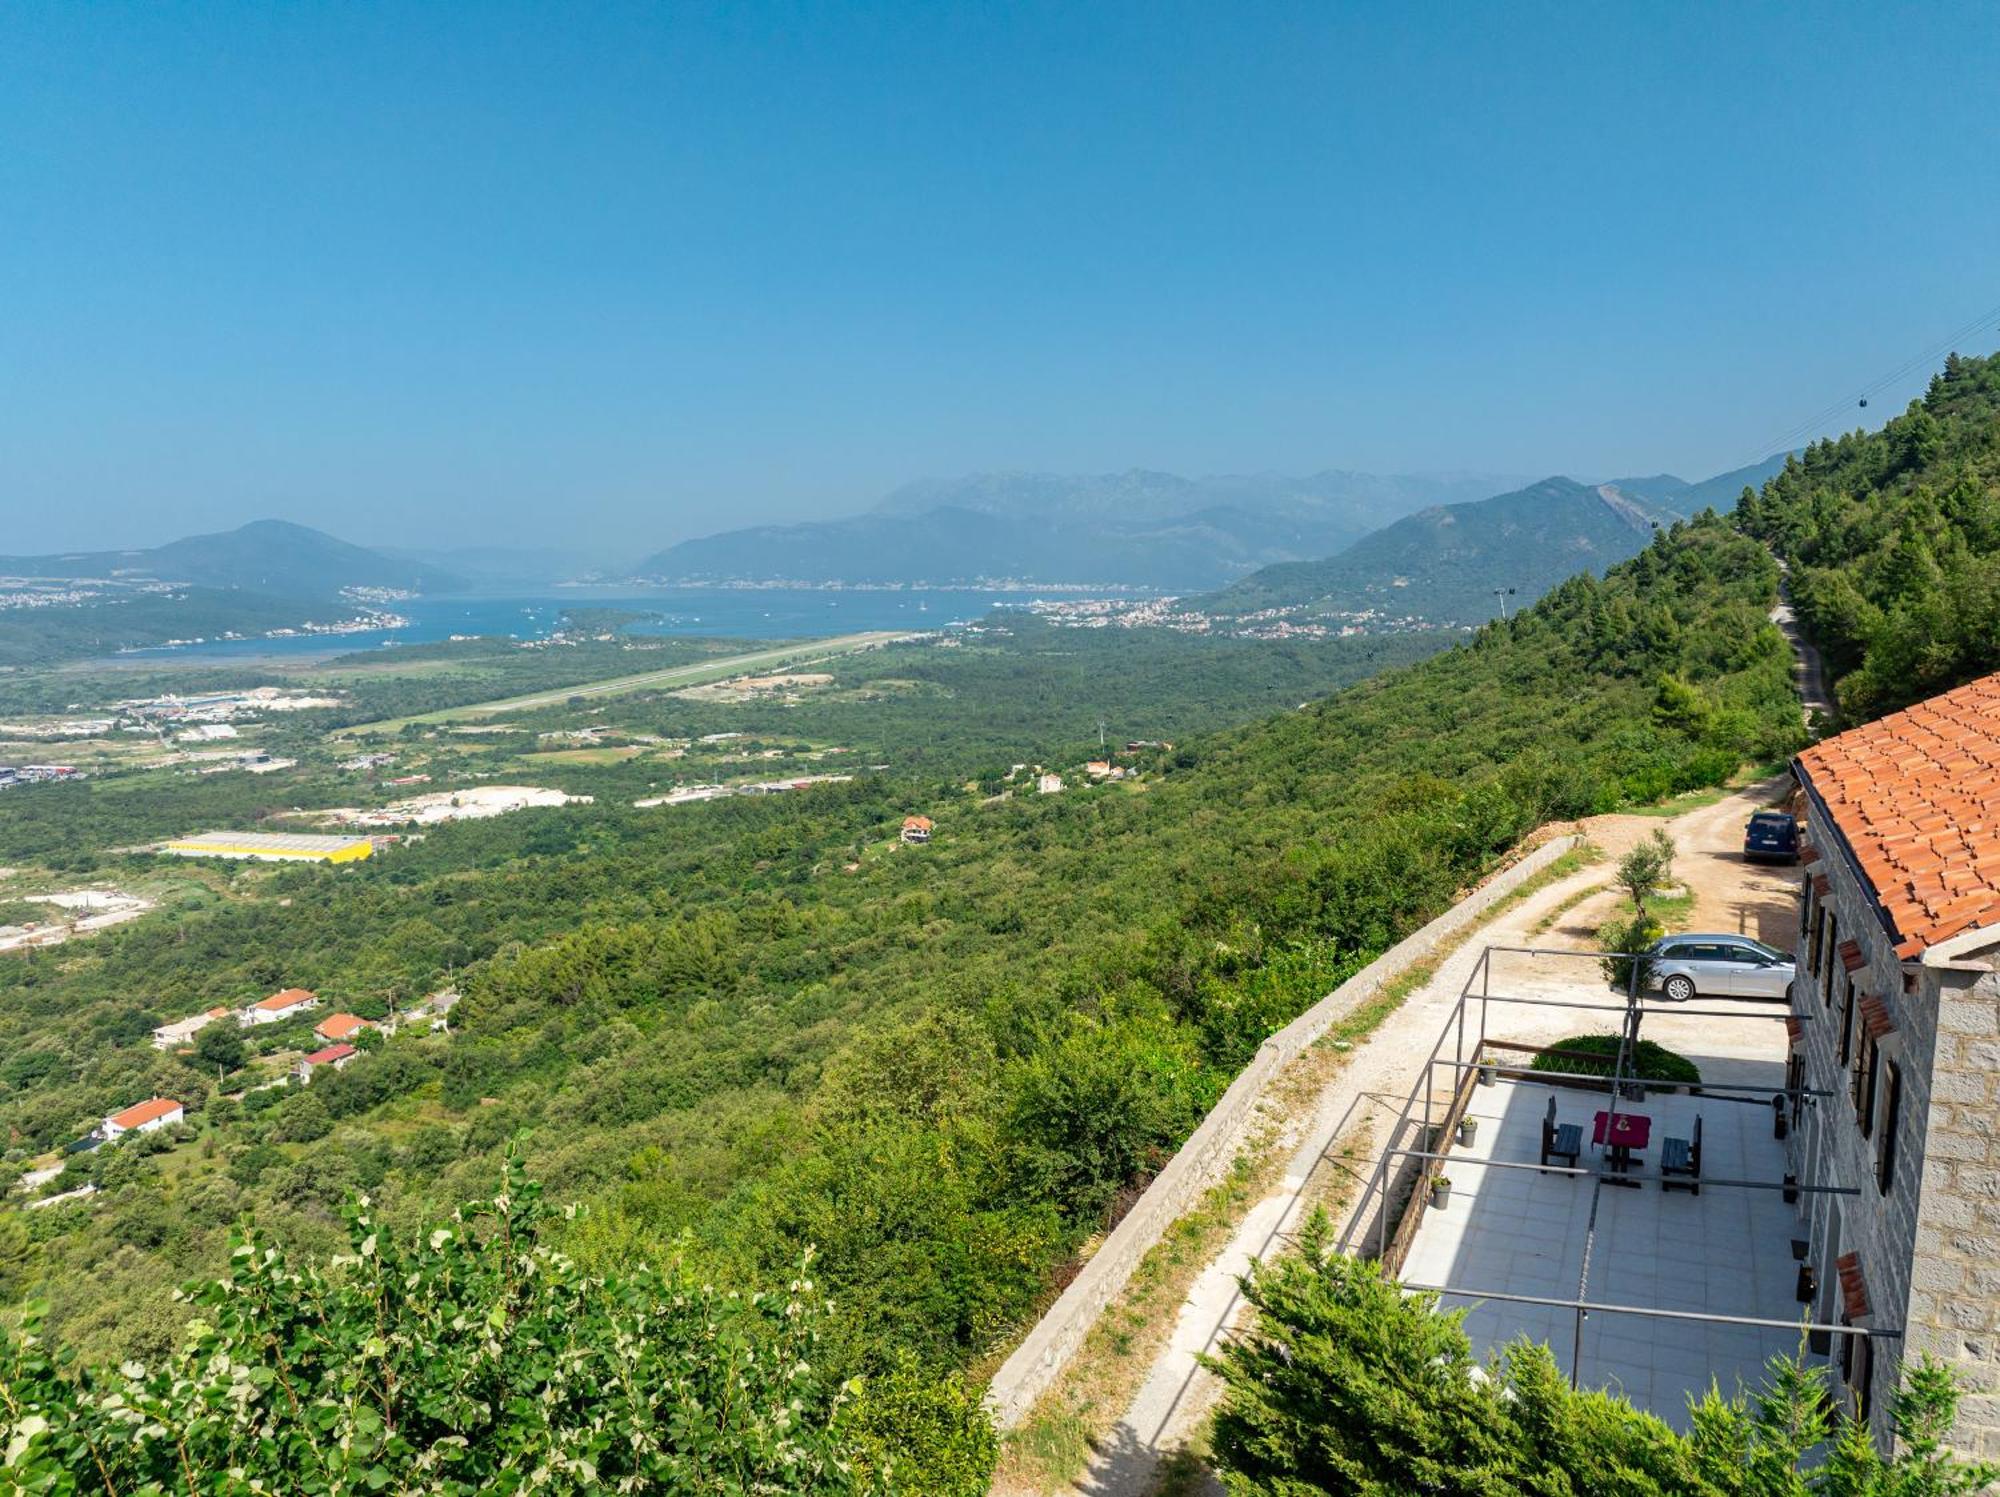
top-left (1796, 671), bottom-right (2000, 957)
top-left (1812, 873), bottom-right (1831, 897)
top-left (1801, 844), bottom-right (1822, 864)
top-left (1859, 994), bottom-right (1895, 1040)
top-left (314, 1013), bottom-right (372, 1041)
top-left (107, 1097), bottom-right (182, 1130)
top-left (1784, 1016), bottom-right (1803, 1043)
top-left (1836, 1251), bottom-right (1871, 1321)
top-left (253, 987), bottom-right (317, 1013)
top-left (1837, 939), bottom-right (1867, 973)
top-left (302, 1043), bottom-right (356, 1066)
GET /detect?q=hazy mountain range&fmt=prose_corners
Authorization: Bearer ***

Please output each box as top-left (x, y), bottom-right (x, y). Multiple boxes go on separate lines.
top-left (0, 519), bottom-right (460, 600)
top-left (634, 469), bottom-right (1532, 589)
top-left (0, 454), bottom-right (1788, 663)
top-left (1199, 456), bottom-right (1789, 626)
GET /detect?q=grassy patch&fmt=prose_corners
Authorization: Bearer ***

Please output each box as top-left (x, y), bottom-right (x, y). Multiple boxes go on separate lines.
top-left (1601, 886), bottom-right (1696, 933)
top-left (1530, 881), bottom-right (1612, 936)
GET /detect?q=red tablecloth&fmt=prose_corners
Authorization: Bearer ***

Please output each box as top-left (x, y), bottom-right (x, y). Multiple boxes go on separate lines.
top-left (1592, 1111), bottom-right (1652, 1148)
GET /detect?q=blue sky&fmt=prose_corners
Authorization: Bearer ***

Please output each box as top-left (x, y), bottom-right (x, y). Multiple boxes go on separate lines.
top-left (3, 1), bottom-right (1997, 556)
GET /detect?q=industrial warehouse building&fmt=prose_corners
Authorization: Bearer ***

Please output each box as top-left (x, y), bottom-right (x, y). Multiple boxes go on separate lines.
top-left (161, 831), bottom-right (375, 864)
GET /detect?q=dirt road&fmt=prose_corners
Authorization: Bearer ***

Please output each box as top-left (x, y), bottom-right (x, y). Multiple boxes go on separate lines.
top-left (1064, 779), bottom-right (1801, 1497)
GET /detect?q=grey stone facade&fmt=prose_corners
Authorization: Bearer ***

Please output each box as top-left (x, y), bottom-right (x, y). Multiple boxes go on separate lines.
top-left (1789, 783), bottom-right (2000, 1456)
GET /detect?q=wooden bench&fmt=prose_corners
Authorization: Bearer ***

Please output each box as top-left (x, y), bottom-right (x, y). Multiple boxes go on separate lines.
top-left (1661, 1116), bottom-right (1703, 1195)
top-left (1540, 1096), bottom-right (1582, 1174)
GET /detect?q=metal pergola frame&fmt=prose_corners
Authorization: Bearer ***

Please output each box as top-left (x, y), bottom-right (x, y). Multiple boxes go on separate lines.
top-left (1337, 944), bottom-right (1899, 1389)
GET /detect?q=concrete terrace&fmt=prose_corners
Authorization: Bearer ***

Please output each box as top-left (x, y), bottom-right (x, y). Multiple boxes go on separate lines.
top-left (1363, 945), bottom-right (1852, 1433)
top-left (1401, 1067), bottom-right (1805, 1425)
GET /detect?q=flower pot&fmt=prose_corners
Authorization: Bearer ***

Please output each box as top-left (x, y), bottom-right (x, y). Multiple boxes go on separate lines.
top-left (1783, 1172), bottom-right (1799, 1205)
top-left (1791, 1238), bottom-right (1810, 1262)
top-left (1477, 1063), bottom-right (1495, 1088)
top-left (1808, 1328), bottom-right (1832, 1356)
top-left (1457, 1118), bottom-right (1479, 1147)
top-left (1430, 1180), bottom-right (1452, 1209)
top-left (1772, 1094), bottom-right (1788, 1139)
top-left (1796, 1264), bottom-right (1817, 1304)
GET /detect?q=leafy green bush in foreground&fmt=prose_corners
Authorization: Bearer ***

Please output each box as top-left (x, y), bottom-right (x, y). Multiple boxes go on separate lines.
top-left (1205, 1212), bottom-right (1997, 1496)
top-left (1529, 1033), bottom-right (1702, 1086)
top-left (0, 1160), bottom-right (991, 1495)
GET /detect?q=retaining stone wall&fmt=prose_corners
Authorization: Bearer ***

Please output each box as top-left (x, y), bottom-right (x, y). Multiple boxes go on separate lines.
top-left (984, 833), bottom-right (1583, 1428)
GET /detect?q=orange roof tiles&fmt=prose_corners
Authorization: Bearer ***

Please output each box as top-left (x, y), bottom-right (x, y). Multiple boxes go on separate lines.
top-left (314, 1013), bottom-right (372, 1041)
top-left (302, 1043), bottom-right (356, 1066)
top-left (1796, 671), bottom-right (2000, 958)
top-left (107, 1097), bottom-right (182, 1130)
top-left (254, 987), bottom-right (317, 1012)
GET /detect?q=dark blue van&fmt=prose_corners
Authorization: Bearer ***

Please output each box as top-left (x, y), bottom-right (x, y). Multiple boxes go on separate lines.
top-left (1743, 809), bottom-right (1800, 863)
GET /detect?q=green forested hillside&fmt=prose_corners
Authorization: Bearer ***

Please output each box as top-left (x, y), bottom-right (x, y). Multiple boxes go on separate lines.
top-left (0, 516), bottom-right (1801, 1482)
top-left (1739, 350), bottom-right (2000, 716)
top-left (1202, 476), bottom-right (1678, 626)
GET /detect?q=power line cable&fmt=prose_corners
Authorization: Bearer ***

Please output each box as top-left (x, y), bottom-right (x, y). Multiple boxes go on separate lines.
top-left (1746, 300), bottom-right (2000, 467)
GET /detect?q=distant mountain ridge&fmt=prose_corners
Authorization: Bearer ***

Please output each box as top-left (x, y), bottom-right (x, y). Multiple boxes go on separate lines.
top-left (636, 469), bottom-right (1530, 589)
top-left (1199, 455), bottom-right (1788, 627)
top-left (1, 519), bottom-right (460, 599)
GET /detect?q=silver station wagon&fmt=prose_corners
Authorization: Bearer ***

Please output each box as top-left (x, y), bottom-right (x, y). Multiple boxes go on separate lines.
top-left (1647, 933), bottom-right (1796, 1002)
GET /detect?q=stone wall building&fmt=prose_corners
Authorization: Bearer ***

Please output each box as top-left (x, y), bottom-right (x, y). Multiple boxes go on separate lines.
top-left (1787, 669), bottom-right (2000, 1456)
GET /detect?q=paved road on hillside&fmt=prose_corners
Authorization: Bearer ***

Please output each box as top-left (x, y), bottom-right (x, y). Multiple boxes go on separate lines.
top-left (1769, 564), bottom-right (1835, 728)
top-left (334, 630), bottom-right (903, 734)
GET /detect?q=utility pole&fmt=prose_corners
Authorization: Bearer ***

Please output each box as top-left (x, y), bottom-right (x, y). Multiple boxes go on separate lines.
top-left (1493, 587), bottom-right (1517, 621)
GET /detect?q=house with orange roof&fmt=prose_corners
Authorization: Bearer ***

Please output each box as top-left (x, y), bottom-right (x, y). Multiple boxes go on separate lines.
top-left (239, 987), bottom-right (319, 1027)
top-left (103, 1097), bottom-right (184, 1138)
top-left (314, 1012), bottom-right (375, 1044)
top-left (1787, 667), bottom-right (2000, 1451)
top-left (900, 815), bottom-right (933, 844)
top-left (295, 1042), bottom-right (357, 1083)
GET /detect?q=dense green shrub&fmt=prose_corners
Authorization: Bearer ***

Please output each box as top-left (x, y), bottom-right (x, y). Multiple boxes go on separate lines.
top-left (1528, 1033), bottom-right (1701, 1086)
top-left (1205, 1211), bottom-right (1998, 1496)
top-left (0, 1163), bottom-right (986, 1494)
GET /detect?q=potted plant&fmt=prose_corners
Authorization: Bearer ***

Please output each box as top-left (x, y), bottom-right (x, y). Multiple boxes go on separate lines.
top-left (1477, 1059), bottom-right (1496, 1087)
top-left (1430, 1174), bottom-right (1452, 1209)
top-left (1457, 1116), bottom-right (1479, 1147)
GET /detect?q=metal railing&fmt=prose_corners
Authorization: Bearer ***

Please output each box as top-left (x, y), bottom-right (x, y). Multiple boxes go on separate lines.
top-left (1336, 944), bottom-right (1894, 1392)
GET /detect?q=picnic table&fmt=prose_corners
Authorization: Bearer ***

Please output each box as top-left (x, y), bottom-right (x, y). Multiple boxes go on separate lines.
top-left (1592, 1110), bottom-right (1652, 1178)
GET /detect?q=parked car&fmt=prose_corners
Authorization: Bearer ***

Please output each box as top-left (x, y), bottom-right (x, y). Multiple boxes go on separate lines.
top-left (1742, 809), bottom-right (1801, 863)
top-left (1648, 934), bottom-right (1795, 1002)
